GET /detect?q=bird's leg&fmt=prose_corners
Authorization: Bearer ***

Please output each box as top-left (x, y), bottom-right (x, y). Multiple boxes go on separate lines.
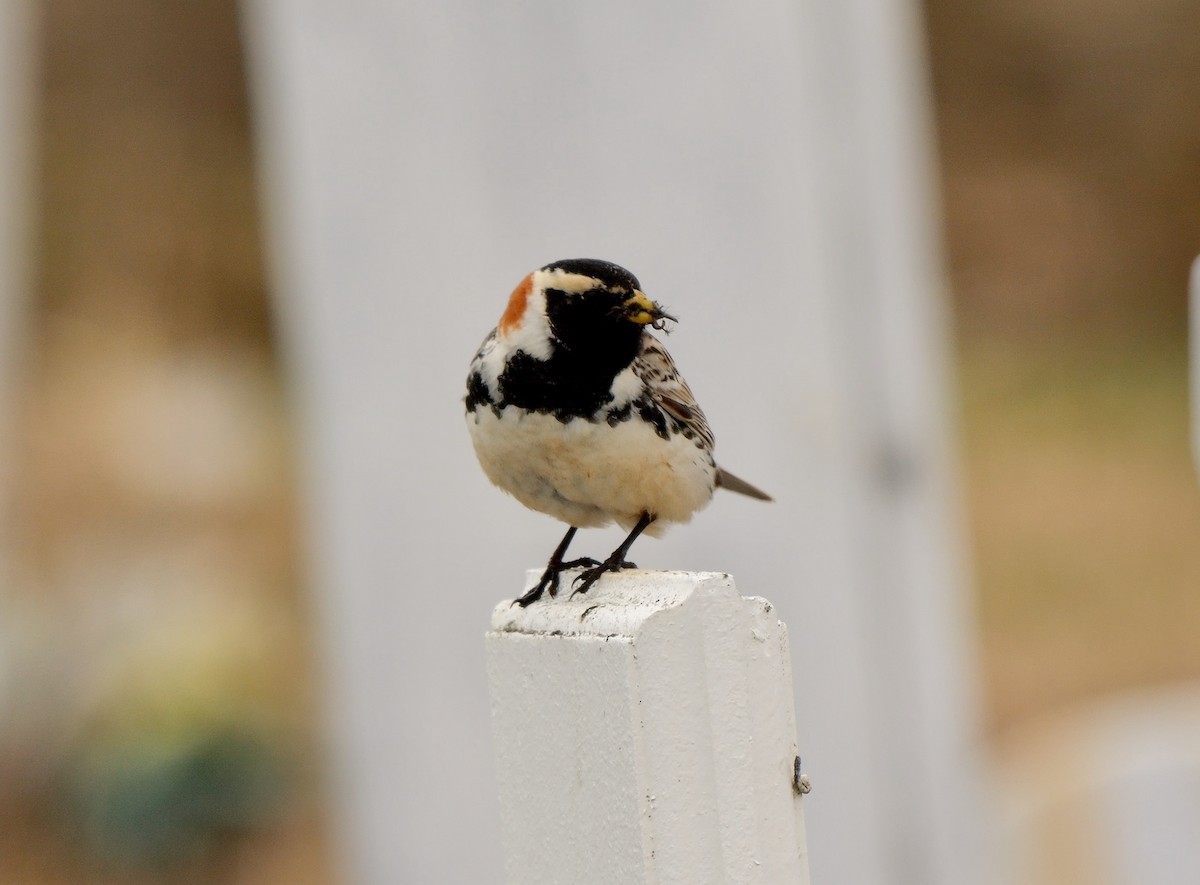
top-left (571, 511), bottom-right (655, 597)
top-left (514, 525), bottom-right (584, 607)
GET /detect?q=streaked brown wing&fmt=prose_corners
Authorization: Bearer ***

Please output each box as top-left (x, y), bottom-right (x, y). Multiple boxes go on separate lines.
top-left (633, 336), bottom-right (715, 450)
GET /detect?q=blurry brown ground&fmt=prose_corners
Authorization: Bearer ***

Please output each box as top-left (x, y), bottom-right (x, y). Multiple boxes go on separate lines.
top-left (2, 0), bottom-right (1199, 882)
top-left (926, 0), bottom-right (1200, 731)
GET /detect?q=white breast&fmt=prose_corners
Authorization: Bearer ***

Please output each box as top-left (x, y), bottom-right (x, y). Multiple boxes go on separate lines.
top-left (467, 407), bottom-right (717, 535)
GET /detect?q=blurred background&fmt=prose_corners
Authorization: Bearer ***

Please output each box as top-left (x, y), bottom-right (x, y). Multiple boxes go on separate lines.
top-left (0, 0), bottom-right (1197, 883)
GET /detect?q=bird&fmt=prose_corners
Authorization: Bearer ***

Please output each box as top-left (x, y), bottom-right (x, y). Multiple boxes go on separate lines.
top-left (465, 258), bottom-right (771, 607)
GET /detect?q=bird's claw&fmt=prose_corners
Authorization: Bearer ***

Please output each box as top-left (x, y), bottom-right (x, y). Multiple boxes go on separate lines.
top-left (514, 566), bottom-right (561, 607)
top-left (560, 557), bottom-right (601, 569)
top-left (569, 559), bottom-right (638, 597)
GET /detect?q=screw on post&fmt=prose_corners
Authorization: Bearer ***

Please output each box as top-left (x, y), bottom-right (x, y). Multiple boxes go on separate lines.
top-left (793, 756), bottom-right (812, 795)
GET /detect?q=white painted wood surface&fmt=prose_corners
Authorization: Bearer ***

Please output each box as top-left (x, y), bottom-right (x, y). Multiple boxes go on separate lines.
top-left (487, 570), bottom-right (809, 885)
top-left (241, 2), bottom-right (988, 883)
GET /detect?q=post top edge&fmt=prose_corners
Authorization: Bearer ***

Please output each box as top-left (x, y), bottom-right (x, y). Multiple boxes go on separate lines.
top-left (489, 569), bottom-right (739, 637)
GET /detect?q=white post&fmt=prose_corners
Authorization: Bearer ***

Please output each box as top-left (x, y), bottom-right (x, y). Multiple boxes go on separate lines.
top-left (486, 570), bottom-right (811, 885)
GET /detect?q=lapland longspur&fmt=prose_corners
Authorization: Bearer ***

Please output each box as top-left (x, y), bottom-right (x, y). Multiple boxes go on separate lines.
top-left (465, 258), bottom-right (770, 606)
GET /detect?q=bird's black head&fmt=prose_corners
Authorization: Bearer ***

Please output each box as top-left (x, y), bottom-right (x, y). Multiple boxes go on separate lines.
top-left (490, 259), bottom-right (678, 417)
top-left (533, 259), bottom-right (675, 360)
top-left (542, 258), bottom-right (642, 293)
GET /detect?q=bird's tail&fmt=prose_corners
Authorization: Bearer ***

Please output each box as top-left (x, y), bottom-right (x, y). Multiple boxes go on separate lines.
top-left (715, 467), bottom-right (773, 501)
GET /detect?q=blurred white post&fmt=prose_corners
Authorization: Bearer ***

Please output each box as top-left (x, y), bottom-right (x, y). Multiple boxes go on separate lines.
top-left (487, 571), bottom-right (810, 885)
top-left (1190, 257), bottom-right (1199, 479)
top-left (794, 3), bottom-right (992, 882)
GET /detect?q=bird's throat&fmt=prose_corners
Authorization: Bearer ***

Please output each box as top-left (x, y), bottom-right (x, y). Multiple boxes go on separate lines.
top-left (497, 335), bottom-right (639, 421)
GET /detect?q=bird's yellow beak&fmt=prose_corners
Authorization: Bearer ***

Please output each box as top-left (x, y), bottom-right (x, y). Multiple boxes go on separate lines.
top-left (622, 290), bottom-right (675, 326)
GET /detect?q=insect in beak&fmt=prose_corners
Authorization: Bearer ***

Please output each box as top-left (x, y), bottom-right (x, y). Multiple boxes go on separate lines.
top-left (621, 290), bottom-right (677, 331)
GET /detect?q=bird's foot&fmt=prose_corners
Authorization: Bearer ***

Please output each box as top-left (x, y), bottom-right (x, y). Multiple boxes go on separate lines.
top-left (514, 566), bottom-right (559, 607)
top-left (514, 557), bottom-right (609, 607)
top-left (570, 558), bottom-right (638, 598)
top-left (559, 557), bottom-right (601, 569)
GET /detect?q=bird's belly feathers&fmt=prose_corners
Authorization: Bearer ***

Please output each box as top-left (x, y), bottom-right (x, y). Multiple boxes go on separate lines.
top-left (467, 407), bottom-right (716, 534)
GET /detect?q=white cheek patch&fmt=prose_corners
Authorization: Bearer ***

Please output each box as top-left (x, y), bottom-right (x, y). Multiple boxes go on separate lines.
top-left (483, 288), bottom-right (554, 394)
top-left (502, 287), bottom-right (554, 360)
